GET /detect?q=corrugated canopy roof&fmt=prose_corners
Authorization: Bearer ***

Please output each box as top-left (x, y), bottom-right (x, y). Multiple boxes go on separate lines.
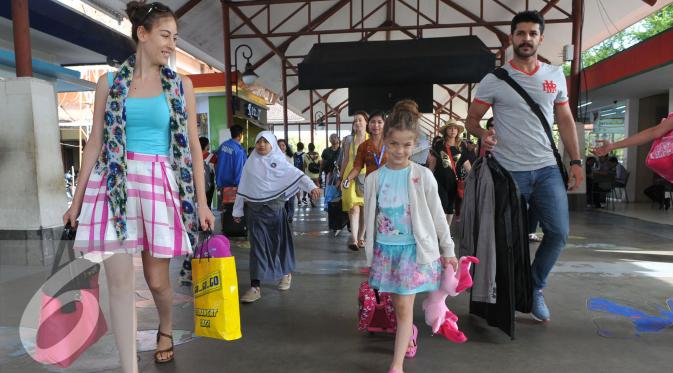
top-left (84, 0), bottom-right (672, 124)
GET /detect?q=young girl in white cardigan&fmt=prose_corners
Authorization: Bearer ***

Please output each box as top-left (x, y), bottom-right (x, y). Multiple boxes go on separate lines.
top-left (364, 100), bottom-right (458, 373)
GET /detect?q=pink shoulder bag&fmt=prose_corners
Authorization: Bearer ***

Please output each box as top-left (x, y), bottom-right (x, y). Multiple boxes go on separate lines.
top-left (646, 113), bottom-right (673, 183)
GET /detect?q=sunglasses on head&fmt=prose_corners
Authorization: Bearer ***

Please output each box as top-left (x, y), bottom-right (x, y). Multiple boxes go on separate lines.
top-left (141, 2), bottom-right (171, 23)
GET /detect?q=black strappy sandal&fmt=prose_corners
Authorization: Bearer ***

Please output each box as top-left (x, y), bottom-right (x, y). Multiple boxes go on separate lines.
top-left (155, 329), bottom-right (174, 364)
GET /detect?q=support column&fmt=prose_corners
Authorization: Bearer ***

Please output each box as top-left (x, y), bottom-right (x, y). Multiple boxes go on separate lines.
top-left (324, 99), bottom-right (329, 147)
top-left (0, 79), bottom-right (67, 265)
top-left (12, 0), bottom-right (32, 77)
top-left (569, 0), bottom-right (583, 119)
top-left (566, 0), bottom-right (586, 210)
top-left (309, 91), bottom-right (314, 144)
top-left (282, 59), bottom-right (289, 141)
top-left (624, 98), bottom-right (639, 203)
top-left (222, 2), bottom-right (234, 128)
top-left (336, 110), bottom-right (341, 139)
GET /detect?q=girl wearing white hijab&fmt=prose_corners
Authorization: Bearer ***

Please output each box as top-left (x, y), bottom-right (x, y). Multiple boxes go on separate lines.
top-left (234, 131), bottom-right (320, 303)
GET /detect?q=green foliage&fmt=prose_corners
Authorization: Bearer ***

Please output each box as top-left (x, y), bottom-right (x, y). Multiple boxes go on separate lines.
top-left (563, 4), bottom-right (673, 76)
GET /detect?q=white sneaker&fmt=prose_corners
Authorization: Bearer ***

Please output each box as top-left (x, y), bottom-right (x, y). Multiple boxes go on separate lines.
top-left (278, 274), bottom-right (292, 291)
top-left (178, 270), bottom-right (192, 286)
top-left (240, 287), bottom-right (261, 303)
top-left (529, 233), bottom-right (543, 242)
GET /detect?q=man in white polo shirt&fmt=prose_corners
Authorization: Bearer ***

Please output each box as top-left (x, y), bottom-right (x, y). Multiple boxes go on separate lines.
top-left (466, 10), bottom-right (584, 323)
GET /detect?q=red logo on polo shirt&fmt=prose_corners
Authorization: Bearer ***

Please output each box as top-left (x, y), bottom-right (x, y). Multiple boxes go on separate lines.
top-left (542, 80), bottom-right (557, 93)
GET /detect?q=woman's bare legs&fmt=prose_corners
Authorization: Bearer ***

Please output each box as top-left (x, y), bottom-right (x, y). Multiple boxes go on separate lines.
top-left (141, 251), bottom-right (173, 361)
top-left (357, 205), bottom-right (366, 243)
top-left (348, 205), bottom-right (361, 245)
top-left (104, 253), bottom-right (137, 373)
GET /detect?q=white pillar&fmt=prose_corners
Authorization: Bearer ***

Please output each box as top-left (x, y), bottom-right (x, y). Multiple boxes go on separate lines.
top-left (0, 78), bottom-right (67, 265)
top-left (624, 98), bottom-right (639, 202)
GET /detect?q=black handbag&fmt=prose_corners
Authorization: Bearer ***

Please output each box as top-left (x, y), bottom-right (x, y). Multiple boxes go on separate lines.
top-left (492, 68), bottom-right (570, 189)
top-left (42, 225), bottom-right (100, 313)
top-left (35, 224), bottom-right (107, 367)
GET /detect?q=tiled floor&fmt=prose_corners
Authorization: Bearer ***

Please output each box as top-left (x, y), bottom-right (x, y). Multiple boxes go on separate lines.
top-left (596, 202), bottom-right (673, 226)
top-left (1, 203), bottom-right (672, 373)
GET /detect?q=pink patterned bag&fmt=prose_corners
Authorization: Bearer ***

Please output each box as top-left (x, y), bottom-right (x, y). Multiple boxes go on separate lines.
top-left (357, 281), bottom-right (396, 334)
top-left (646, 113), bottom-right (673, 183)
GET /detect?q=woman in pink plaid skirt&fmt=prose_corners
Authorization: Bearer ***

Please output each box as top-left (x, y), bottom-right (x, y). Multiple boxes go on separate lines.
top-left (62, 2), bottom-right (214, 370)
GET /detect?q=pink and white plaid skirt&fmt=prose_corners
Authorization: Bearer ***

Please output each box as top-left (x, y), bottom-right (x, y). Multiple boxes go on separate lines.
top-left (74, 152), bottom-right (192, 258)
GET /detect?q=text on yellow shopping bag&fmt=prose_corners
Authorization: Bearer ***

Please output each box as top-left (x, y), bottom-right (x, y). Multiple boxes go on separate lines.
top-left (192, 256), bottom-right (242, 340)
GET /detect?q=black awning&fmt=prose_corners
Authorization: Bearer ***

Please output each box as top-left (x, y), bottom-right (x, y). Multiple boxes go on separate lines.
top-left (298, 36), bottom-right (495, 89)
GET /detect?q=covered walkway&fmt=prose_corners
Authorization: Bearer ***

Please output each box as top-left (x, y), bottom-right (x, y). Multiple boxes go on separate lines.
top-left (1, 203), bottom-right (672, 372)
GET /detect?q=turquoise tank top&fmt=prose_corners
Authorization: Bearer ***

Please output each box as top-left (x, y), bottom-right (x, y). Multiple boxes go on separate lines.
top-left (107, 73), bottom-right (170, 155)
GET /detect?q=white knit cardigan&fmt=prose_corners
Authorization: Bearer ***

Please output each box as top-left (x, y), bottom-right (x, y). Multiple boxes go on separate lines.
top-left (364, 162), bottom-right (455, 266)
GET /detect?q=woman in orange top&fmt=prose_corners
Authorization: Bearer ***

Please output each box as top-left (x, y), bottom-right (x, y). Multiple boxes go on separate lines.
top-left (343, 111), bottom-right (386, 250)
top-left (344, 110), bottom-right (387, 180)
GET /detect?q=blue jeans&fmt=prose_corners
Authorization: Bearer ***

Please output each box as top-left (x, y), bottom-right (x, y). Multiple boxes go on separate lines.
top-left (510, 166), bottom-right (569, 290)
top-left (528, 206), bottom-right (540, 234)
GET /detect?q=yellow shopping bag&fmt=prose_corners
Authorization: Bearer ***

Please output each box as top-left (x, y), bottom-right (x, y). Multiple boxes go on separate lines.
top-left (192, 256), bottom-right (242, 340)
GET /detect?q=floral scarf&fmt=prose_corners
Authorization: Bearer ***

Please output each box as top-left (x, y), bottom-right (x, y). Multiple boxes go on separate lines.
top-left (97, 54), bottom-right (198, 245)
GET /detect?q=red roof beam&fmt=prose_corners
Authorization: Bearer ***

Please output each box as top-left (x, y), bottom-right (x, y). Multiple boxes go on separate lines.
top-left (439, 0), bottom-right (510, 46)
top-left (269, 2), bottom-right (309, 34)
top-left (175, 0), bottom-right (202, 19)
top-left (250, 0), bottom-right (351, 71)
top-left (397, 0), bottom-right (436, 24)
top-left (230, 5), bottom-right (268, 35)
top-left (539, 0), bottom-right (570, 17)
top-left (231, 18), bottom-right (571, 39)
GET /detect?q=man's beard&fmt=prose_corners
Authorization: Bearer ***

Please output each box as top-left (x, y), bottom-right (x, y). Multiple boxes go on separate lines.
top-left (513, 42), bottom-right (537, 58)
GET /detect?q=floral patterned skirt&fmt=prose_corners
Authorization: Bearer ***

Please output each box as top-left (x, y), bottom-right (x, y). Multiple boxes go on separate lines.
top-left (369, 242), bottom-right (441, 295)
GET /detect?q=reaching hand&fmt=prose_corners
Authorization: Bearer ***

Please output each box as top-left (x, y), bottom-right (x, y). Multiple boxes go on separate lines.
top-left (441, 256), bottom-right (459, 271)
top-left (62, 205), bottom-right (80, 229)
top-left (482, 129), bottom-right (497, 152)
top-left (591, 139), bottom-right (613, 157)
top-left (310, 188), bottom-right (322, 200)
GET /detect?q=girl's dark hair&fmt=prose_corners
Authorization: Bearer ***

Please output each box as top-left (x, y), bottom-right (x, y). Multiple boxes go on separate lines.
top-left (352, 110), bottom-right (369, 134)
top-left (308, 143), bottom-right (316, 152)
top-left (277, 139), bottom-right (294, 157)
top-left (383, 100), bottom-right (420, 138)
top-left (367, 110), bottom-right (386, 134)
top-left (126, 1), bottom-right (177, 43)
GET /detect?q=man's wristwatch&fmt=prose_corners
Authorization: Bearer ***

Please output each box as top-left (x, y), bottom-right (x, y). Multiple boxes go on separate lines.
top-left (569, 159), bottom-right (583, 167)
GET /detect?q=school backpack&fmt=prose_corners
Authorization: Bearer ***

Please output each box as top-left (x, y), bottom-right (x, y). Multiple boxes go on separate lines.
top-left (358, 281), bottom-right (396, 334)
top-left (307, 153), bottom-right (320, 174)
top-left (293, 152), bottom-right (305, 171)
